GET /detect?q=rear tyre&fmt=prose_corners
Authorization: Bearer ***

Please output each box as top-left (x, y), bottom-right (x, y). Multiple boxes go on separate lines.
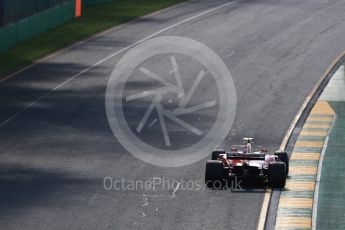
top-left (205, 160), bottom-right (225, 189)
top-left (268, 162), bottom-right (286, 188)
top-left (211, 149), bottom-right (225, 160)
top-left (274, 151), bottom-right (289, 175)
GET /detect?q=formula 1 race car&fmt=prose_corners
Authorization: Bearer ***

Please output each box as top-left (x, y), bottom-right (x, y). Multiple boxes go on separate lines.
top-left (205, 138), bottom-right (289, 188)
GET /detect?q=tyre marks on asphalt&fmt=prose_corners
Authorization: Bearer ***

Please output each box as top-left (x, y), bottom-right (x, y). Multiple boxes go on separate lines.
top-left (275, 100), bottom-right (335, 230)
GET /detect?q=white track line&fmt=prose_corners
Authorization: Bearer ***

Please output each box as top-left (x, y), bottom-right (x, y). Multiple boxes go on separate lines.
top-left (0, 1), bottom-right (236, 128)
top-left (257, 188), bottom-right (272, 230)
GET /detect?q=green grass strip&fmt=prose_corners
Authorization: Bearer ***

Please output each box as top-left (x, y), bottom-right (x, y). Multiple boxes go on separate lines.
top-left (277, 208), bottom-right (312, 217)
top-left (290, 160), bottom-right (319, 166)
top-left (293, 147), bottom-right (322, 153)
top-left (281, 191), bottom-right (314, 198)
top-left (298, 136), bottom-right (325, 141)
top-left (287, 175), bottom-right (316, 181)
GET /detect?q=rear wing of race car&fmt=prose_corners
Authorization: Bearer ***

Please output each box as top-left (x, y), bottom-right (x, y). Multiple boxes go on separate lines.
top-left (226, 153), bottom-right (266, 160)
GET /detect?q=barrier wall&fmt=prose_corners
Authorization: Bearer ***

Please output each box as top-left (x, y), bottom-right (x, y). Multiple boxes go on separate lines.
top-left (0, 0), bottom-right (75, 53)
top-left (0, 0), bottom-right (114, 53)
top-left (83, 0), bottom-right (112, 6)
top-left (0, 0), bottom-right (72, 27)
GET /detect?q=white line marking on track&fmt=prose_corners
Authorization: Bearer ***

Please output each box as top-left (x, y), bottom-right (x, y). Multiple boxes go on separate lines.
top-left (0, 1), bottom-right (236, 129)
top-left (227, 51), bottom-right (235, 57)
top-left (257, 188), bottom-right (272, 230)
top-left (88, 193), bottom-right (99, 206)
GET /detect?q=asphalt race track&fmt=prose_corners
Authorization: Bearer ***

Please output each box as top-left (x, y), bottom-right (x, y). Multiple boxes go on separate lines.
top-left (1, 0), bottom-right (345, 229)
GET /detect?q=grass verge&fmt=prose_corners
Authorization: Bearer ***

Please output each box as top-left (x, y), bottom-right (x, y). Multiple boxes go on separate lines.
top-left (0, 0), bottom-right (187, 79)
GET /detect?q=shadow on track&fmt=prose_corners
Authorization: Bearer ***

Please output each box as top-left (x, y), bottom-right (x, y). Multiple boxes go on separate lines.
top-left (0, 163), bottom-right (98, 214)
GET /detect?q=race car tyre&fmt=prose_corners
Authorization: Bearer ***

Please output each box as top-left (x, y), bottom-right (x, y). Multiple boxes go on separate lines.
top-left (268, 162), bottom-right (286, 188)
top-left (205, 160), bottom-right (225, 189)
top-left (274, 151), bottom-right (289, 175)
top-left (211, 149), bottom-right (225, 160)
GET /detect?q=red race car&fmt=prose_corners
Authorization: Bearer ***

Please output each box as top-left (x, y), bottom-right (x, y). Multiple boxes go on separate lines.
top-left (205, 138), bottom-right (289, 189)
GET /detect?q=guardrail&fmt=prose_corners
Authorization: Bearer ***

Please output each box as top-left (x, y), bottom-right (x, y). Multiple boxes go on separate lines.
top-left (83, 0), bottom-right (112, 6)
top-left (0, 0), bottom-right (114, 53)
top-left (0, 0), bottom-right (72, 28)
top-left (0, 0), bottom-right (75, 53)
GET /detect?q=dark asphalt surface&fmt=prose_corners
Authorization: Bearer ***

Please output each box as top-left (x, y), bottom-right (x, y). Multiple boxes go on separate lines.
top-left (1, 0), bottom-right (345, 229)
